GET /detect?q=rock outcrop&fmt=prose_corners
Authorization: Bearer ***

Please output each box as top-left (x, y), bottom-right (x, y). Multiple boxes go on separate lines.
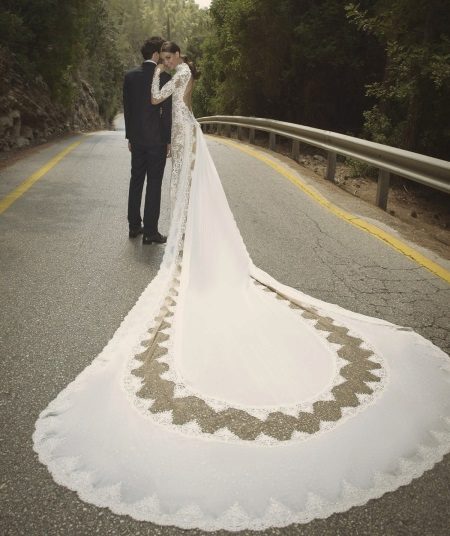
top-left (0, 46), bottom-right (106, 153)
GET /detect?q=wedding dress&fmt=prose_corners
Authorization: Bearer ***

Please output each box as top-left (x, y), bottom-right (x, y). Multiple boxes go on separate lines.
top-left (33, 62), bottom-right (450, 532)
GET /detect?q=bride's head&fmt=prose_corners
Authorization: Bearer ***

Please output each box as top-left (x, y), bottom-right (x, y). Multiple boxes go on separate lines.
top-left (160, 41), bottom-right (182, 70)
top-left (161, 41), bottom-right (201, 79)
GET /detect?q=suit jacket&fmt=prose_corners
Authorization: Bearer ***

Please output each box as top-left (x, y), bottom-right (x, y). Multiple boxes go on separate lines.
top-left (123, 62), bottom-right (172, 146)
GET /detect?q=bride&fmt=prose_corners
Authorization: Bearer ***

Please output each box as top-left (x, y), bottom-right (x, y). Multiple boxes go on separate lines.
top-left (33, 41), bottom-right (450, 532)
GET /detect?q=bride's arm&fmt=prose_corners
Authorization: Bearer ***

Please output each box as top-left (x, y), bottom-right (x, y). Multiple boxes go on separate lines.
top-left (151, 64), bottom-right (190, 104)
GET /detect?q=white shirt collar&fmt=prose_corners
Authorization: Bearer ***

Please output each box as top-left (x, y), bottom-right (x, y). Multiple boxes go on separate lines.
top-left (144, 60), bottom-right (157, 65)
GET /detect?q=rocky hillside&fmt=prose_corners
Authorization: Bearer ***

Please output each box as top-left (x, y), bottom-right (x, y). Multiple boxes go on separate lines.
top-left (0, 47), bottom-right (105, 153)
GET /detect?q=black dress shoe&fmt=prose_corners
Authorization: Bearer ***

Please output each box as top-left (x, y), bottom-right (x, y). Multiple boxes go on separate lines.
top-left (129, 227), bottom-right (143, 238)
top-left (143, 232), bottom-right (167, 244)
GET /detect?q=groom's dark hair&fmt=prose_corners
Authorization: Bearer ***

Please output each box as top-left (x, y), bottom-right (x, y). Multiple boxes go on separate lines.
top-left (141, 37), bottom-right (165, 60)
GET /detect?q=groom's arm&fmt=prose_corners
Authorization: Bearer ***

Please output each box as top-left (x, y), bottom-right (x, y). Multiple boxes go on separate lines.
top-left (160, 72), bottom-right (172, 145)
top-left (123, 73), bottom-right (131, 140)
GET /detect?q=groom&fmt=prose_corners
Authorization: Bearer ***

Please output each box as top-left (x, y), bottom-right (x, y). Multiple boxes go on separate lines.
top-left (123, 37), bottom-right (172, 244)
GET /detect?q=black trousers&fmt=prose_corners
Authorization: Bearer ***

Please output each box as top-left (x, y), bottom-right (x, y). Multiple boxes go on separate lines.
top-left (127, 143), bottom-right (167, 235)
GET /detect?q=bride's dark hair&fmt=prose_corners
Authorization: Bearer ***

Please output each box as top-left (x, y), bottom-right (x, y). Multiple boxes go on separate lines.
top-left (161, 41), bottom-right (201, 80)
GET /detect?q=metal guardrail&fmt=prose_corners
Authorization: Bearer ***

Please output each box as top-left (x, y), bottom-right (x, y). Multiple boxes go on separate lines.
top-left (197, 115), bottom-right (450, 210)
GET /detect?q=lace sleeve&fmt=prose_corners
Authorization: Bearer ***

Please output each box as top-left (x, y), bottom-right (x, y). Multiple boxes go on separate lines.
top-left (151, 64), bottom-right (191, 103)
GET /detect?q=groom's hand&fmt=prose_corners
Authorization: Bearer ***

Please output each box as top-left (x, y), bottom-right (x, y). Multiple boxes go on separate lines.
top-left (166, 144), bottom-right (172, 158)
top-left (128, 141), bottom-right (131, 152)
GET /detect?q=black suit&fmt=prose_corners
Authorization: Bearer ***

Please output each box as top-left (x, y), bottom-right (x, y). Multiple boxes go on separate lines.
top-left (123, 61), bottom-right (172, 235)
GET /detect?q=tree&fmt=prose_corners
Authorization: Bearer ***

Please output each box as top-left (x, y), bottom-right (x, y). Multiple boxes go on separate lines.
top-left (140, 0), bottom-right (210, 58)
top-left (346, 0), bottom-right (450, 158)
top-left (195, 0), bottom-right (384, 135)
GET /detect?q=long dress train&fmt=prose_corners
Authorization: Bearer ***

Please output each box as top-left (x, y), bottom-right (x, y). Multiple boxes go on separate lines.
top-left (33, 62), bottom-right (450, 532)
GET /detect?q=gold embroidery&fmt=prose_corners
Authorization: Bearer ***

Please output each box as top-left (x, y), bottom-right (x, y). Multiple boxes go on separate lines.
top-left (132, 276), bottom-right (382, 442)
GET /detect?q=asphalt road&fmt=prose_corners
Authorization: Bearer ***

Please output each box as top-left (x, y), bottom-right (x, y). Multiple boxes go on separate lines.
top-left (1, 118), bottom-right (449, 536)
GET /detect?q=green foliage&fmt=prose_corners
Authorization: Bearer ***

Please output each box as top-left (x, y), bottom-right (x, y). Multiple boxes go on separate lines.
top-left (143, 0), bottom-right (209, 57)
top-left (2, 0), bottom-right (447, 158)
top-left (194, 0), bottom-right (449, 160)
top-left (0, 0), bottom-right (208, 123)
top-left (1, 0), bottom-right (121, 115)
top-left (0, 10), bottom-right (29, 55)
top-left (346, 0), bottom-right (450, 158)
top-left (106, 0), bottom-right (147, 69)
top-left (195, 0), bottom-right (384, 136)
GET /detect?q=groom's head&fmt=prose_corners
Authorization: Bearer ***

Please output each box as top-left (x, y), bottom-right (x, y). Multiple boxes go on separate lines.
top-left (141, 37), bottom-right (165, 61)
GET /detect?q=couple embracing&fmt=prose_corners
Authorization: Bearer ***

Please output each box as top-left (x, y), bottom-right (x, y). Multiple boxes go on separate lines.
top-left (123, 36), bottom-right (197, 244)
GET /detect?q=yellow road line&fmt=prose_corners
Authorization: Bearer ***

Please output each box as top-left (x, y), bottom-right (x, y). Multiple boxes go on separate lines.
top-left (0, 138), bottom-right (85, 214)
top-left (212, 136), bottom-right (450, 284)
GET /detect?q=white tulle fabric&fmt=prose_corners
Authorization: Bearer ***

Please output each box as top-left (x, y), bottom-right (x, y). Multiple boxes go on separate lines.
top-left (33, 119), bottom-right (450, 531)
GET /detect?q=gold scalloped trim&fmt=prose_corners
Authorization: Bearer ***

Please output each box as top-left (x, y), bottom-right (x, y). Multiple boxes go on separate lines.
top-left (131, 273), bottom-right (382, 441)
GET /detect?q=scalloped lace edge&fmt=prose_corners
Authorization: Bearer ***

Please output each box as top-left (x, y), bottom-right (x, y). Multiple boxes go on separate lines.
top-left (32, 418), bottom-right (450, 531)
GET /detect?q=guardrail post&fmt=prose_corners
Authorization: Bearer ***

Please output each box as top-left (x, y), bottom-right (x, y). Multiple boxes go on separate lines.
top-left (269, 132), bottom-right (276, 151)
top-left (376, 169), bottom-right (390, 210)
top-left (292, 140), bottom-right (300, 161)
top-left (225, 124), bottom-right (231, 138)
top-left (249, 128), bottom-right (255, 144)
top-left (237, 126), bottom-right (243, 140)
top-left (326, 151), bottom-right (337, 182)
